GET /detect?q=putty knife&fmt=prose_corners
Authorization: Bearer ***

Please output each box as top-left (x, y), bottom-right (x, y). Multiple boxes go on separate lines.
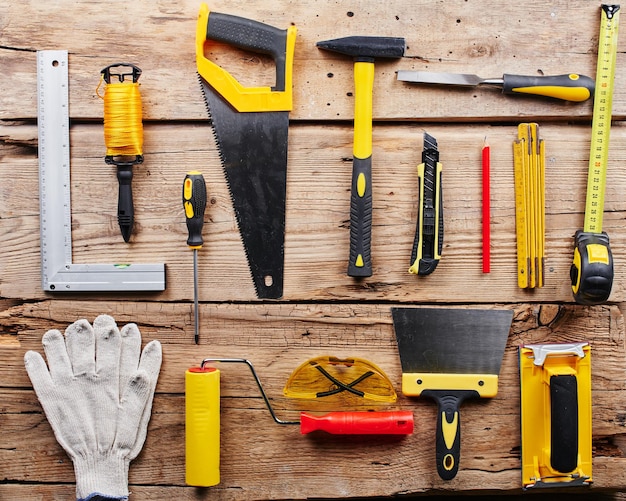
top-left (391, 307), bottom-right (513, 480)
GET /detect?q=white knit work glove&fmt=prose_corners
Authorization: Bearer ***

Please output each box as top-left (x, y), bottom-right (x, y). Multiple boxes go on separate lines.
top-left (24, 314), bottom-right (162, 501)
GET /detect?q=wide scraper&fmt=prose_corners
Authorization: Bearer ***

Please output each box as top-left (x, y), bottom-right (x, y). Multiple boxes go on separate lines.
top-left (196, 3), bottom-right (296, 298)
top-left (391, 307), bottom-right (513, 480)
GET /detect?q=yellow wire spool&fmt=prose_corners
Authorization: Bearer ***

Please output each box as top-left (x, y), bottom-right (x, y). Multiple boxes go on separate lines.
top-left (97, 63), bottom-right (144, 163)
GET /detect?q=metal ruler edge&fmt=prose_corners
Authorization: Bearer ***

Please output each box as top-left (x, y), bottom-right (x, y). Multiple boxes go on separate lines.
top-left (37, 50), bottom-right (166, 292)
top-left (583, 4), bottom-right (620, 233)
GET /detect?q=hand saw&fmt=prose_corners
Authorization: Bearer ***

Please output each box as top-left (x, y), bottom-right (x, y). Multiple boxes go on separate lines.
top-left (196, 3), bottom-right (297, 299)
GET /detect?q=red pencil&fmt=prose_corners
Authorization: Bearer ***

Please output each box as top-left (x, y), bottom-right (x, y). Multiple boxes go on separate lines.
top-left (482, 139), bottom-right (491, 273)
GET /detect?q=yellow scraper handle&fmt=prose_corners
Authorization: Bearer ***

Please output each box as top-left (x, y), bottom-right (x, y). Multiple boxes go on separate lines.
top-left (196, 2), bottom-right (296, 112)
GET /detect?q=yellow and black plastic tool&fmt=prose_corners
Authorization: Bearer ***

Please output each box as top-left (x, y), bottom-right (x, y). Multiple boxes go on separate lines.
top-left (409, 132), bottom-right (443, 275)
top-left (392, 307), bottom-right (513, 480)
top-left (283, 355), bottom-right (397, 403)
top-left (196, 3), bottom-right (296, 299)
top-left (519, 343), bottom-right (592, 489)
top-left (397, 70), bottom-right (595, 102)
top-left (571, 5), bottom-right (620, 305)
top-left (317, 36), bottom-right (406, 277)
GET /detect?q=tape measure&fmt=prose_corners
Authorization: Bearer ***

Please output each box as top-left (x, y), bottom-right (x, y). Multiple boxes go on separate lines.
top-left (570, 5), bottom-right (619, 305)
top-left (37, 50), bottom-right (166, 292)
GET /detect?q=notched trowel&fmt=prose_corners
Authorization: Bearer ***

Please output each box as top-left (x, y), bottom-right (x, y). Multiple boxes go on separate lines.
top-left (519, 343), bottom-right (592, 489)
top-left (196, 3), bottom-right (296, 298)
top-left (391, 307), bottom-right (513, 480)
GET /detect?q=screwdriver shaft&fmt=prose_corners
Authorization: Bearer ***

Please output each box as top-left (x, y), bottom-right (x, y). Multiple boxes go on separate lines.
top-left (193, 248), bottom-right (199, 345)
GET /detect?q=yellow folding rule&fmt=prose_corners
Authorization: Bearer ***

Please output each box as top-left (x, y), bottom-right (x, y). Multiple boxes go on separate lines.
top-left (514, 123), bottom-right (545, 289)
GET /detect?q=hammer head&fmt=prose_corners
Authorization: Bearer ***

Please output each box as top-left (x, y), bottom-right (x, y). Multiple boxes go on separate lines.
top-left (317, 36), bottom-right (406, 61)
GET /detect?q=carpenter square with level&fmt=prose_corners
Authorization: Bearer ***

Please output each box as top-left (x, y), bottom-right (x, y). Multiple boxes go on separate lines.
top-left (196, 3), bottom-right (296, 299)
top-left (37, 50), bottom-right (165, 292)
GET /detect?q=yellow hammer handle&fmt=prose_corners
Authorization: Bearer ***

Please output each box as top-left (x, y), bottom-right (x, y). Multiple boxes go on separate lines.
top-left (348, 60), bottom-right (375, 277)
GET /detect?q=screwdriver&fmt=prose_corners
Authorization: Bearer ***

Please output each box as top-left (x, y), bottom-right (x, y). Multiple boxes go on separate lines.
top-left (397, 71), bottom-right (595, 102)
top-left (183, 171), bottom-right (207, 344)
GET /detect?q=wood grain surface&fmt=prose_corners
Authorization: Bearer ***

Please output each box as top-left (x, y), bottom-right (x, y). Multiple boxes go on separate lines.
top-left (2, 0), bottom-right (626, 499)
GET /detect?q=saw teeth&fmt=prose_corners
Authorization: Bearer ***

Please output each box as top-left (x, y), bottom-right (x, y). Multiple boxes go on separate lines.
top-left (198, 73), bottom-right (225, 166)
top-left (198, 73), bottom-right (263, 298)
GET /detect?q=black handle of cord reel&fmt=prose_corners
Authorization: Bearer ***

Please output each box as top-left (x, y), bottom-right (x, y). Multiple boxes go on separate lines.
top-left (101, 63), bottom-right (142, 84)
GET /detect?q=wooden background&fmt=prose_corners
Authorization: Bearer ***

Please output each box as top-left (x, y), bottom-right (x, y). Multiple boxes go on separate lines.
top-left (2, 0), bottom-right (626, 499)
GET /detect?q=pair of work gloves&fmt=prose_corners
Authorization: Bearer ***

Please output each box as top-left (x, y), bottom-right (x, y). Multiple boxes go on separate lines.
top-left (24, 315), bottom-right (162, 501)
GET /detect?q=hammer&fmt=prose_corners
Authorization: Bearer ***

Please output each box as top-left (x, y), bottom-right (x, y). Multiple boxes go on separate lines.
top-left (317, 36), bottom-right (405, 277)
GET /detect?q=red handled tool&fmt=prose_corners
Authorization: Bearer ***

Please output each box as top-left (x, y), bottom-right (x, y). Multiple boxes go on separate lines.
top-left (189, 357), bottom-right (413, 436)
top-left (299, 410), bottom-right (413, 435)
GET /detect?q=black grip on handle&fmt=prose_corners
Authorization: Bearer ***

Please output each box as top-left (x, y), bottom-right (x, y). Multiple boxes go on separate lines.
top-left (422, 389), bottom-right (479, 481)
top-left (550, 375), bottom-right (579, 473)
top-left (116, 164), bottom-right (134, 243)
top-left (183, 174), bottom-right (208, 248)
top-left (410, 165), bottom-right (443, 275)
top-left (347, 156), bottom-right (373, 277)
top-left (502, 74), bottom-right (595, 99)
top-left (207, 12), bottom-right (288, 91)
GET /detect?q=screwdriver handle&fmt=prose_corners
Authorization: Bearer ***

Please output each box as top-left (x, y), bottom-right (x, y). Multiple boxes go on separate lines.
top-left (183, 171), bottom-right (208, 249)
top-left (502, 73), bottom-right (595, 102)
top-left (299, 410), bottom-right (414, 435)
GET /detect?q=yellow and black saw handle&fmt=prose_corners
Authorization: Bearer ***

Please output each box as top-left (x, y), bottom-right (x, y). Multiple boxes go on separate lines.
top-left (196, 2), bottom-right (296, 112)
top-left (422, 389), bottom-right (478, 481)
top-left (348, 61), bottom-right (375, 277)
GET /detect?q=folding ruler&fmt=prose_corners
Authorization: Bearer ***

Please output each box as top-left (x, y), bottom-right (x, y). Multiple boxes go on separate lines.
top-left (37, 50), bottom-right (166, 291)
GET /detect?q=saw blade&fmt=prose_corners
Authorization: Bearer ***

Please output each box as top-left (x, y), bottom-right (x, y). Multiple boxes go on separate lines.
top-left (200, 77), bottom-right (287, 299)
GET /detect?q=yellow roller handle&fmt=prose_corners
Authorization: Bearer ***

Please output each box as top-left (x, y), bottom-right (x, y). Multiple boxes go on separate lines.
top-left (185, 367), bottom-right (220, 487)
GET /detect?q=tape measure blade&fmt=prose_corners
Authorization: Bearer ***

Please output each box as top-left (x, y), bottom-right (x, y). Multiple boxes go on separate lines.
top-left (37, 50), bottom-right (72, 290)
top-left (584, 5), bottom-right (620, 233)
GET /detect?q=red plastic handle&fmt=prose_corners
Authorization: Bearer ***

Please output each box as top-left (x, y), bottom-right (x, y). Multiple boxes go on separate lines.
top-left (299, 411), bottom-right (414, 435)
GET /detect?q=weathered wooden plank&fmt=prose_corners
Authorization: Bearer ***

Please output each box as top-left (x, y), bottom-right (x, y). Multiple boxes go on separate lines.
top-left (0, 0), bottom-right (623, 122)
top-left (1, 301), bottom-right (625, 498)
top-left (2, 122), bottom-right (626, 302)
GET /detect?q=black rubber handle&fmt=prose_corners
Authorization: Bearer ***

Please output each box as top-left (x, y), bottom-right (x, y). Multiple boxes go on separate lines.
top-left (422, 389), bottom-right (479, 481)
top-left (550, 375), bottom-right (579, 473)
top-left (183, 172), bottom-right (208, 249)
top-left (502, 74), bottom-right (595, 101)
top-left (347, 156), bottom-right (373, 277)
top-left (207, 12), bottom-right (288, 91)
top-left (116, 164), bottom-right (134, 243)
